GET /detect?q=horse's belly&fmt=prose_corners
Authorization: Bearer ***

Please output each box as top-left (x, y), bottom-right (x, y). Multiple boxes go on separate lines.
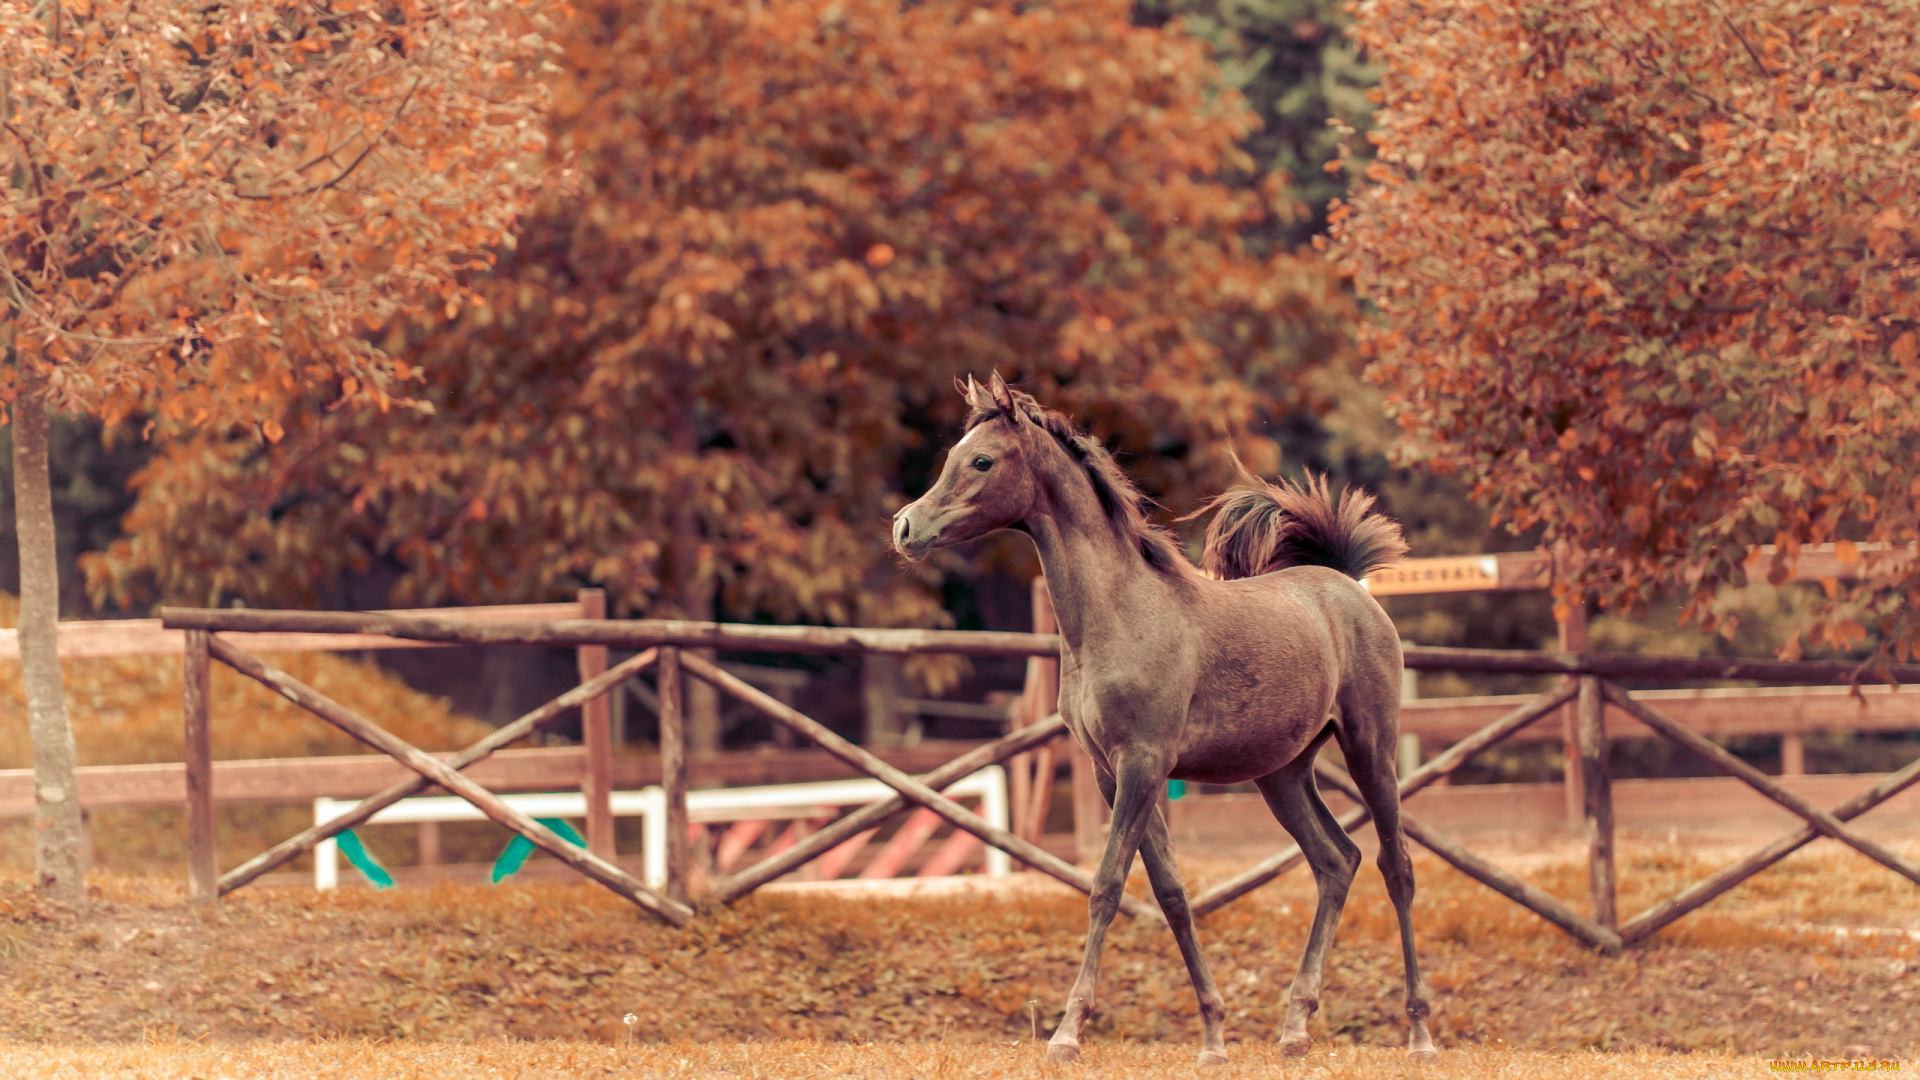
top-left (1168, 704), bottom-right (1329, 785)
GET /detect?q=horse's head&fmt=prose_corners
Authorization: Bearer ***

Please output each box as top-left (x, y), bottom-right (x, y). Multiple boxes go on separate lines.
top-left (892, 372), bottom-right (1042, 560)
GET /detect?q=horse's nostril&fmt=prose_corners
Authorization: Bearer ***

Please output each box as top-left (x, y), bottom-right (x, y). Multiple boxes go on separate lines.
top-left (893, 516), bottom-right (910, 547)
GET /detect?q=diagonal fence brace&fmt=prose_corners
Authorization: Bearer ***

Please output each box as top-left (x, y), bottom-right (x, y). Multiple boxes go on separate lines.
top-left (1603, 683), bottom-right (1920, 886)
top-left (1191, 684), bottom-right (1578, 917)
top-left (1314, 763), bottom-right (1623, 955)
top-left (210, 637), bottom-right (692, 926)
top-left (220, 647), bottom-right (661, 895)
top-left (713, 715), bottom-right (1071, 903)
top-left (1616, 696), bottom-right (1920, 945)
top-left (678, 651), bottom-right (1160, 921)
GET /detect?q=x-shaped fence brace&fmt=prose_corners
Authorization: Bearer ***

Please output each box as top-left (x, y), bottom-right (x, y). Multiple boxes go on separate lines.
top-left (1601, 683), bottom-right (1920, 946)
top-left (672, 651), bottom-right (1157, 920)
top-left (1186, 684), bottom-right (1615, 941)
top-left (197, 633), bottom-right (1157, 924)
top-left (202, 633), bottom-right (692, 924)
top-left (1190, 675), bottom-right (1920, 955)
top-left (208, 639), bottom-right (662, 898)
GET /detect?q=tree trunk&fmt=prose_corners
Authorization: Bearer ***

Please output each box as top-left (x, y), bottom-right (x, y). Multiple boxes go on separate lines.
top-left (13, 366), bottom-right (84, 903)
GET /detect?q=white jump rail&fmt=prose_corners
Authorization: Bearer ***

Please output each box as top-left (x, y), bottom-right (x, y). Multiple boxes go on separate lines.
top-left (314, 767), bottom-right (1010, 890)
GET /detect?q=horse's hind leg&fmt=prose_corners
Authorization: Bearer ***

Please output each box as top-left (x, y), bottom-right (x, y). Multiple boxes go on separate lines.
top-left (1334, 698), bottom-right (1438, 1060)
top-left (1137, 805), bottom-right (1228, 1065)
top-left (1253, 729), bottom-right (1361, 1058)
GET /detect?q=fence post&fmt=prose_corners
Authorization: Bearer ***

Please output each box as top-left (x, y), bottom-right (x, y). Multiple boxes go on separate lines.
top-left (1577, 675), bottom-right (1616, 928)
top-left (577, 589), bottom-right (615, 860)
top-left (417, 821), bottom-right (442, 880)
top-left (1070, 740), bottom-right (1105, 864)
top-left (183, 629), bottom-right (217, 901)
top-left (1557, 592), bottom-right (1588, 829)
top-left (1023, 581), bottom-right (1061, 840)
top-left (1012, 577), bottom-right (1061, 844)
top-left (862, 654), bottom-right (904, 746)
top-left (658, 646), bottom-right (690, 904)
top-left (1398, 639), bottom-right (1422, 779)
top-left (1007, 703), bottom-right (1032, 844)
top-left (1780, 732), bottom-right (1806, 776)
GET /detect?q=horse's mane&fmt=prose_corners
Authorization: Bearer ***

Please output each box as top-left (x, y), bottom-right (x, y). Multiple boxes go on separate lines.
top-left (964, 382), bottom-right (1188, 576)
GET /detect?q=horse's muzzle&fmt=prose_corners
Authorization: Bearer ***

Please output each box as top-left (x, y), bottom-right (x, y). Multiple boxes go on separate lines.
top-left (892, 508), bottom-right (935, 560)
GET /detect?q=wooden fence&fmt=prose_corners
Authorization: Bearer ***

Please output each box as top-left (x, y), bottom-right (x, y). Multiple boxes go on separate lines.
top-left (155, 605), bottom-right (1157, 925)
top-left (144, 604), bottom-right (1920, 950)
top-left (12, 594), bottom-right (1917, 947)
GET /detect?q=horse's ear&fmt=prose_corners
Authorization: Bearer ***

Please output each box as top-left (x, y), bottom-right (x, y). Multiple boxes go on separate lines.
top-left (961, 374), bottom-right (993, 411)
top-left (987, 370), bottom-right (1016, 414)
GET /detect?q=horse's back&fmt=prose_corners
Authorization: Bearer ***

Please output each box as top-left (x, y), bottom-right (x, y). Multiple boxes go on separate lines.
top-left (1212, 564), bottom-right (1401, 678)
top-left (1168, 567), bottom-right (1400, 784)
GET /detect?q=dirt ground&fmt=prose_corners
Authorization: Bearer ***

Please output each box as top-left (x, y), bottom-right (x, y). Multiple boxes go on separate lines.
top-left (0, 1040), bottom-right (1820, 1078)
top-left (0, 837), bottom-right (1916, 1068)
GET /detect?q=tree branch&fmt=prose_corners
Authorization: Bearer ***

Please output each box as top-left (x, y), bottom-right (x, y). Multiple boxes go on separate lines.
top-left (1711, 0), bottom-right (1776, 79)
top-left (232, 75), bottom-right (423, 201)
top-left (0, 253), bottom-right (176, 347)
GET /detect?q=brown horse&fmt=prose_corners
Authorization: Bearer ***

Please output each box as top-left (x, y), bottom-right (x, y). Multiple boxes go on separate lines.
top-left (892, 374), bottom-right (1434, 1065)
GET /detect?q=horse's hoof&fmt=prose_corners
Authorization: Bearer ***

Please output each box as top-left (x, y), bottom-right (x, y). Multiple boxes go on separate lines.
top-left (1044, 1041), bottom-right (1081, 1065)
top-left (1408, 1046), bottom-right (1439, 1065)
top-left (1278, 1035), bottom-right (1312, 1058)
top-left (1197, 1049), bottom-right (1229, 1067)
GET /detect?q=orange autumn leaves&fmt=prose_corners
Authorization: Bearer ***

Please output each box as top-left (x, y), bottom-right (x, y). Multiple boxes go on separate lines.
top-left (0, 0), bottom-right (552, 429)
top-left (1333, 0), bottom-right (1920, 659)
top-left (87, 0), bottom-right (1354, 630)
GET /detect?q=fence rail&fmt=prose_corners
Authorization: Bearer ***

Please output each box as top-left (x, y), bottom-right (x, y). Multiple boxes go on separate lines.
top-left (0, 742), bottom-right (1000, 817)
top-left (1402, 683), bottom-right (1920, 743)
top-left (0, 603), bottom-right (588, 659)
top-left (21, 684), bottom-right (1909, 811)
top-left (158, 607), bottom-right (1062, 658)
top-left (151, 606), bottom-right (1920, 682)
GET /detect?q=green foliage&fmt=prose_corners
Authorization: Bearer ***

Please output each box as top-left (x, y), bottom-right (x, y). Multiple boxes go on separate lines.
top-left (1138, 0), bottom-right (1379, 246)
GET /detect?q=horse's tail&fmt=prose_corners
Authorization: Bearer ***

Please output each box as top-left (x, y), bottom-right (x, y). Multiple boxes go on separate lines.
top-left (1196, 461), bottom-right (1408, 582)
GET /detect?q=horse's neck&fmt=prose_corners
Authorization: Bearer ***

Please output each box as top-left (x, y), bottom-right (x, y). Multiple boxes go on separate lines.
top-left (1023, 464), bottom-right (1178, 652)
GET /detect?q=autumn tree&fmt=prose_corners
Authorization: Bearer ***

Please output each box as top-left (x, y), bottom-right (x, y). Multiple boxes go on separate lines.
top-left (87, 0), bottom-right (1356, 735)
top-left (1331, 0), bottom-right (1920, 659)
top-left (1, 0), bottom-right (551, 899)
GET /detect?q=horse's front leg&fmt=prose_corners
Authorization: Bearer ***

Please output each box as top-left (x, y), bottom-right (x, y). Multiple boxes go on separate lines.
top-left (1046, 753), bottom-right (1162, 1065)
top-left (1138, 805), bottom-right (1228, 1065)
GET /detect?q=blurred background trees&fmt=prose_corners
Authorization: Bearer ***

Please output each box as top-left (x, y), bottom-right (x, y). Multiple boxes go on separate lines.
top-left (1332, 0), bottom-right (1920, 664)
top-left (81, 0), bottom-right (1356, 636)
top-left (0, 0), bottom-right (1573, 743)
top-left (1135, 0), bottom-right (1377, 247)
top-left (7, 0), bottom-right (1903, 755)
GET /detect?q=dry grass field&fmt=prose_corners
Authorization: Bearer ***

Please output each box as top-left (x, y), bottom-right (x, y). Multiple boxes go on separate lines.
top-left (0, 838), bottom-right (1915, 1076)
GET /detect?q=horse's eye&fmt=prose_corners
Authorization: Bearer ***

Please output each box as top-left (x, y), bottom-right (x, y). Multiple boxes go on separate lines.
top-left (972, 455), bottom-right (993, 472)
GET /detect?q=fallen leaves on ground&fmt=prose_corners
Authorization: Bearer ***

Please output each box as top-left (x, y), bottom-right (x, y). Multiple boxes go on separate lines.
top-left (0, 1040), bottom-right (1796, 1079)
top-left (0, 843), bottom-right (1915, 1061)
